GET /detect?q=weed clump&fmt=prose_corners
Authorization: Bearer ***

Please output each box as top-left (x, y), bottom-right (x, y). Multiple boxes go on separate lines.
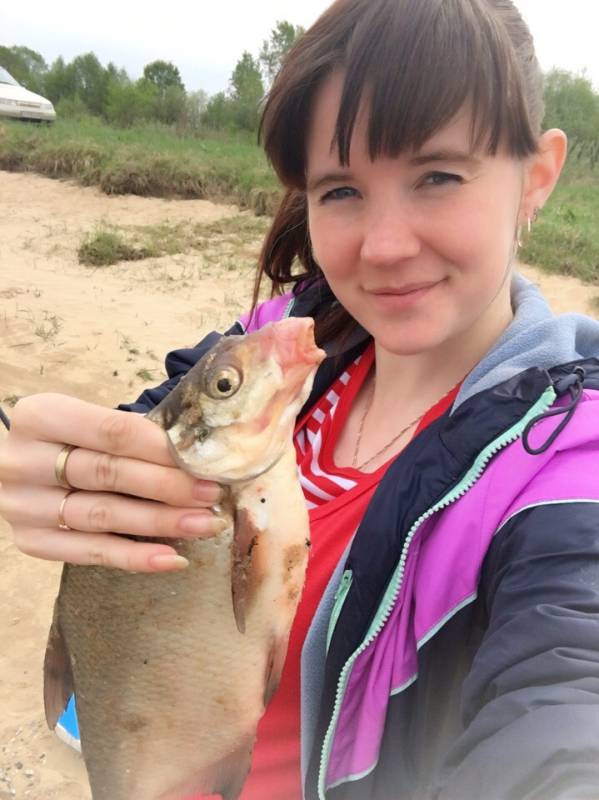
top-left (77, 216), bottom-right (270, 267)
top-left (99, 152), bottom-right (205, 197)
top-left (78, 229), bottom-right (153, 266)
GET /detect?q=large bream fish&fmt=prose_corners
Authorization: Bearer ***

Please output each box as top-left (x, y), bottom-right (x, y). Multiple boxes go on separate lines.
top-left (44, 317), bottom-right (325, 800)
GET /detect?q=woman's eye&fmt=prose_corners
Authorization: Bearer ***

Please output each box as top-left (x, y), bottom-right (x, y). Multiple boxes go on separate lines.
top-left (422, 171), bottom-right (463, 187)
top-left (320, 186), bottom-right (357, 203)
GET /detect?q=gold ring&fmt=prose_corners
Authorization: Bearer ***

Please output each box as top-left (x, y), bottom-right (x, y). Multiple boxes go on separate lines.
top-left (58, 490), bottom-right (75, 531)
top-left (55, 444), bottom-right (77, 490)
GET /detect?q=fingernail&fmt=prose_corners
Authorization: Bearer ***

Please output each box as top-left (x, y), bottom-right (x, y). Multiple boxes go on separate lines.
top-left (149, 554), bottom-right (189, 571)
top-left (179, 515), bottom-right (228, 536)
top-left (192, 481), bottom-right (223, 503)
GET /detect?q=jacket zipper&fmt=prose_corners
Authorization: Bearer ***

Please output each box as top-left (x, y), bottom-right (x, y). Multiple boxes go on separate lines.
top-left (317, 384), bottom-right (556, 799)
top-left (326, 570), bottom-right (353, 653)
top-left (283, 296), bottom-right (296, 319)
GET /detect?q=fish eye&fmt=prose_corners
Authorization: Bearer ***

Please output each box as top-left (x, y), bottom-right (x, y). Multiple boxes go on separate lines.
top-left (207, 367), bottom-right (242, 399)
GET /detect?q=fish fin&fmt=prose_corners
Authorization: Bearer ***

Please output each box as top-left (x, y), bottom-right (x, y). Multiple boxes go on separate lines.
top-left (263, 634), bottom-right (288, 707)
top-left (159, 734), bottom-right (255, 800)
top-left (43, 599), bottom-right (74, 730)
top-left (216, 741), bottom-right (254, 800)
top-left (231, 507), bottom-right (264, 634)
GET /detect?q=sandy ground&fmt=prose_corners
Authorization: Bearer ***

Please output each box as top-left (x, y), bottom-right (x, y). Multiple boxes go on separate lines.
top-left (0, 170), bottom-right (597, 799)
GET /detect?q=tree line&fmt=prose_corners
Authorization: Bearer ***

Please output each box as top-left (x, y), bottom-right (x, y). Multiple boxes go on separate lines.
top-left (543, 70), bottom-right (599, 166)
top-left (2, 33), bottom-right (599, 160)
top-left (0, 20), bottom-right (303, 132)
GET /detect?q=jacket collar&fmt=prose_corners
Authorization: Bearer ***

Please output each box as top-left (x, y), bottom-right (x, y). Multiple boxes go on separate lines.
top-left (456, 272), bottom-right (599, 408)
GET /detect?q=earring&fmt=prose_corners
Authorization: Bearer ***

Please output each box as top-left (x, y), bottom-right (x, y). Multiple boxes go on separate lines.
top-left (516, 226), bottom-right (523, 250)
top-left (527, 207), bottom-right (540, 235)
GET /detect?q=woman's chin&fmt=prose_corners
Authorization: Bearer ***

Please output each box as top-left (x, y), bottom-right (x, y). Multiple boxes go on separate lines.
top-left (363, 320), bottom-right (454, 357)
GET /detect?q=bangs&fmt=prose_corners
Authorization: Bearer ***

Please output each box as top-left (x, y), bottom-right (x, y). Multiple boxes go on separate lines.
top-left (261, 0), bottom-right (542, 188)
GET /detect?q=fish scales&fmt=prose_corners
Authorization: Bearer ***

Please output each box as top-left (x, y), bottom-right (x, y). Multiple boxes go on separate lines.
top-left (44, 318), bottom-right (325, 800)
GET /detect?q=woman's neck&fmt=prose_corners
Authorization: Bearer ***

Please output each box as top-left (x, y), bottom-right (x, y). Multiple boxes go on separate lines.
top-left (369, 289), bottom-right (514, 417)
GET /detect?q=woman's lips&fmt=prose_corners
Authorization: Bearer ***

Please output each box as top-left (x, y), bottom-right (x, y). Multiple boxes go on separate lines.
top-left (366, 280), bottom-right (443, 309)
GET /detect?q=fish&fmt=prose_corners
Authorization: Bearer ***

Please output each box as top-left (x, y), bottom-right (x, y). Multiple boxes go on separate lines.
top-left (43, 316), bottom-right (325, 800)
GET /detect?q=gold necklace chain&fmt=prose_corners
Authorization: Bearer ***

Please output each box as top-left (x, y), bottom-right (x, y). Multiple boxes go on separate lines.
top-left (352, 376), bottom-right (461, 471)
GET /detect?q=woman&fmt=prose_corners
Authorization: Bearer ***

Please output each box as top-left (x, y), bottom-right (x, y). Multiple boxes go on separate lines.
top-left (2, 0), bottom-right (599, 797)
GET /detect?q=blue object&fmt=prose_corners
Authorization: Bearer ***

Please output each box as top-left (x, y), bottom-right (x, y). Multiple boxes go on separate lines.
top-left (56, 694), bottom-right (81, 751)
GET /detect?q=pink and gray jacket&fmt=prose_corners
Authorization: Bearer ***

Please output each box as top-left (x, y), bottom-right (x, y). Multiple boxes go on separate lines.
top-left (123, 273), bottom-right (599, 799)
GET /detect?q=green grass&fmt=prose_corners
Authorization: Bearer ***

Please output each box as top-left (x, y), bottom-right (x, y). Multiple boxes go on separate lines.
top-left (0, 116), bottom-right (281, 214)
top-left (78, 215), bottom-right (271, 267)
top-left (520, 164), bottom-right (599, 284)
top-left (520, 159), bottom-right (599, 285)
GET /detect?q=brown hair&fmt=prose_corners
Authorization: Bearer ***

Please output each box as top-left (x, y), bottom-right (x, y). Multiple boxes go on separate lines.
top-left (254, 0), bottom-right (545, 345)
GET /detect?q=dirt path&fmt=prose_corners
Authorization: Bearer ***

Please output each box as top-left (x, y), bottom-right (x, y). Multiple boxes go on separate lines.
top-left (0, 171), bottom-right (597, 799)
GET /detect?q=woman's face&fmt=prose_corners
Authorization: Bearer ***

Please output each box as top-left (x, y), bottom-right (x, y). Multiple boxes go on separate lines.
top-left (305, 72), bottom-right (527, 357)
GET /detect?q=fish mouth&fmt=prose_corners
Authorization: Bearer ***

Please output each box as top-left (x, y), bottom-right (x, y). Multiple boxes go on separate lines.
top-left (165, 433), bottom-right (212, 480)
top-left (165, 427), bottom-right (284, 485)
top-left (258, 318), bottom-right (325, 375)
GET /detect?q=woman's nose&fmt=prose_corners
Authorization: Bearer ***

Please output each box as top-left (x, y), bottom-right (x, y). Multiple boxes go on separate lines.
top-left (359, 205), bottom-right (421, 266)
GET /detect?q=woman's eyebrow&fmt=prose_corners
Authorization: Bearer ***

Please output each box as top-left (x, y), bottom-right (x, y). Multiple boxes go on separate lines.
top-left (409, 150), bottom-right (482, 167)
top-left (305, 151), bottom-right (481, 191)
top-left (306, 172), bottom-right (355, 192)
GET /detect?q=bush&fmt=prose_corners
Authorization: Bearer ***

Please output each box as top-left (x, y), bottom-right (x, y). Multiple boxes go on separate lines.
top-left (543, 70), bottom-right (599, 166)
top-left (179, 90), bottom-right (209, 134)
top-left (105, 81), bottom-right (157, 127)
top-left (151, 85), bottom-right (186, 126)
top-left (54, 95), bottom-right (93, 120)
top-left (203, 92), bottom-right (236, 130)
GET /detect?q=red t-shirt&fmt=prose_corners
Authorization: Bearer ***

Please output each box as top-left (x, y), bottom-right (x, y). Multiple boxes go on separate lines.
top-left (190, 343), bottom-right (461, 799)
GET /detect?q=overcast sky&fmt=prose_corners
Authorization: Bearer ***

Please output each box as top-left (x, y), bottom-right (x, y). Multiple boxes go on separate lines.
top-left (3, 1), bottom-right (598, 95)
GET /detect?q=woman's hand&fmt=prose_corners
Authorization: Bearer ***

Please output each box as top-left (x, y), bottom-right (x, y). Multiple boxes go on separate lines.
top-left (0, 393), bottom-right (224, 572)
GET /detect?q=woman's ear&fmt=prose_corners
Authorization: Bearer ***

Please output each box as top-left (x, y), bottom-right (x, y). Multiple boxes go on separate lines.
top-left (520, 129), bottom-right (568, 222)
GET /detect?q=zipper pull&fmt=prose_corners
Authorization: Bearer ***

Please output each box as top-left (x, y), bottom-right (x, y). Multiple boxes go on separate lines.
top-left (522, 367), bottom-right (585, 456)
top-left (334, 570), bottom-right (353, 603)
top-left (326, 570), bottom-right (353, 654)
